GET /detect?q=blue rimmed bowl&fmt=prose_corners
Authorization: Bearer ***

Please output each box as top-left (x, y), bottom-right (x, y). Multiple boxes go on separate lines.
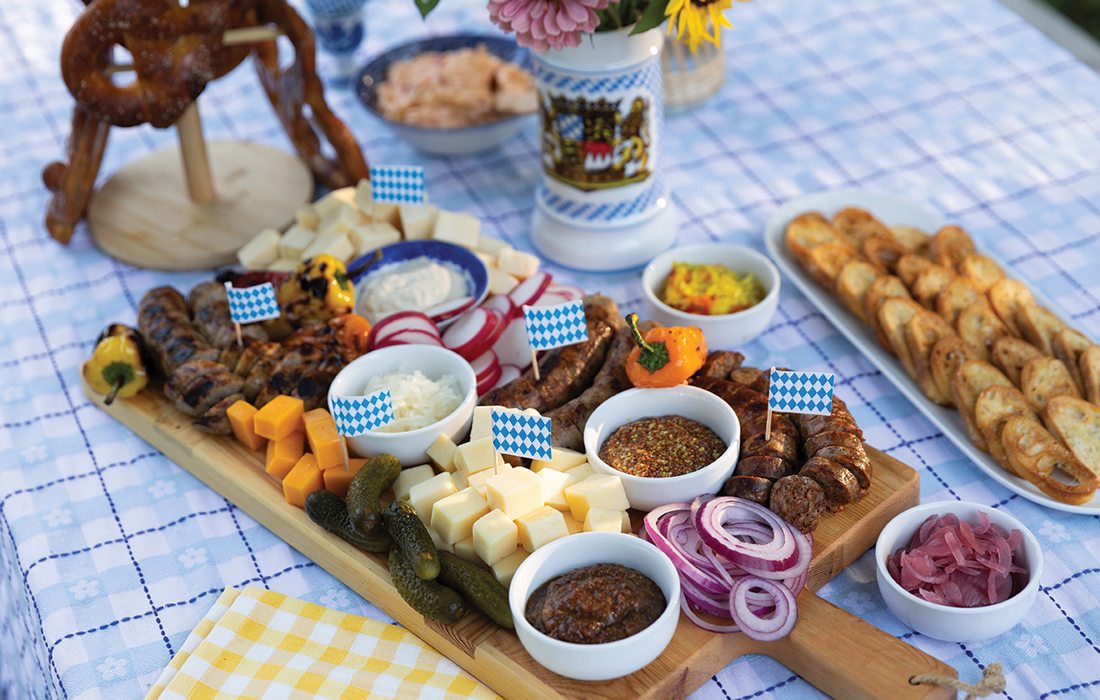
top-left (355, 34), bottom-right (534, 156)
top-left (347, 239), bottom-right (489, 328)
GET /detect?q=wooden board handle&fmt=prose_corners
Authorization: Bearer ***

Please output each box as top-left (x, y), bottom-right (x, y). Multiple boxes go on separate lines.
top-left (756, 591), bottom-right (957, 700)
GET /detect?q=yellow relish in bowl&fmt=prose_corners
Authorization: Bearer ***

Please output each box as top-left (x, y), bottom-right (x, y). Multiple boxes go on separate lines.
top-left (659, 262), bottom-right (766, 316)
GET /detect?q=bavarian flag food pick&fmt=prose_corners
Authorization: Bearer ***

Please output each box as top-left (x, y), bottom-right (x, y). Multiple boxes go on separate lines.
top-left (522, 298), bottom-right (588, 381)
top-left (224, 281), bottom-right (281, 346)
top-left (766, 368), bottom-right (836, 440)
top-left (369, 165), bottom-right (426, 204)
top-left (491, 407), bottom-right (552, 462)
top-left (330, 389), bottom-right (396, 468)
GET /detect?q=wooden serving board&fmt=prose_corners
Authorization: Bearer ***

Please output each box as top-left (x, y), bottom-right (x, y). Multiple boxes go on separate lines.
top-left (86, 382), bottom-right (957, 699)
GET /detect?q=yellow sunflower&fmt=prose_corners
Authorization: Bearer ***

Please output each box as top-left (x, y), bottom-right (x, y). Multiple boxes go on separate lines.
top-left (664, 0), bottom-right (740, 52)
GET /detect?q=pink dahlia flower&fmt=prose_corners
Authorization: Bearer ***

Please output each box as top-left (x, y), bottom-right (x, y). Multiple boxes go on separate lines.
top-left (488, 0), bottom-right (612, 52)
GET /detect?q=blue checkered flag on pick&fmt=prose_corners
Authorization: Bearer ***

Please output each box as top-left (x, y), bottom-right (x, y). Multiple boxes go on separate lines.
top-left (224, 282), bottom-right (281, 324)
top-left (369, 165), bottom-right (425, 204)
top-left (768, 369), bottom-right (835, 416)
top-left (491, 408), bottom-right (552, 461)
top-left (330, 390), bottom-right (396, 436)
top-left (523, 299), bottom-right (588, 351)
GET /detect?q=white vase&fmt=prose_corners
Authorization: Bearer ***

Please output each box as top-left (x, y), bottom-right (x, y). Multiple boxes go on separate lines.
top-left (530, 27), bottom-right (678, 273)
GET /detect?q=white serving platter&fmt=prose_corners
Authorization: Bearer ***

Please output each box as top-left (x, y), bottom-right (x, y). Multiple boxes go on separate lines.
top-left (763, 188), bottom-right (1100, 515)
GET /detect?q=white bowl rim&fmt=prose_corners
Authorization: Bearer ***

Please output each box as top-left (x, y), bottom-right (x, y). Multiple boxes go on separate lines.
top-left (641, 243), bottom-right (781, 322)
top-left (510, 532), bottom-right (682, 652)
top-left (327, 345), bottom-right (476, 439)
top-left (584, 386), bottom-right (740, 485)
top-left (875, 500), bottom-right (1043, 615)
top-left (352, 240), bottom-right (491, 317)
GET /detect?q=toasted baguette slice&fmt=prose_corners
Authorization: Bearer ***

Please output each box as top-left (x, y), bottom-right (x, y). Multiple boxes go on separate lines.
top-left (1018, 304), bottom-right (1066, 356)
top-left (936, 277), bottom-right (985, 326)
top-left (951, 360), bottom-right (1014, 451)
top-left (1002, 416), bottom-right (1098, 505)
top-left (878, 298), bottom-right (924, 379)
top-left (1080, 345), bottom-right (1100, 405)
top-left (890, 225), bottom-right (931, 253)
top-left (957, 304), bottom-right (1009, 362)
top-left (987, 278), bottom-right (1034, 336)
top-left (864, 275), bottom-right (912, 350)
top-left (803, 242), bottom-right (860, 288)
top-left (835, 260), bottom-right (882, 322)
top-left (929, 225), bottom-right (976, 268)
top-left (912, 265), bottom-right (955, 309)
top-left (1044, 396), bottom-right (1100, 479)
top-left (905, 311), bottom-right (955, 405)
top-left (1020, 356), bottom-right (1079, 412)
top-left (958, 253), bottom-right (1004, 294)
top-left (930, 335), bottom-right (972, 403)
top-left (897, 254), bottom-right (934, 288)
top-left (1052, 329), bottom-right (1092, 394)
top-left (832, 207), bottom-right (893, 248)
top-left (990, 336), bottom-right (1043, 386)
top-left (975, 386), bottom-right (1036, 475)
top-left (786, 212), bottom-right (844, 260)
top-left (862, 235), bottom-right (906, 273)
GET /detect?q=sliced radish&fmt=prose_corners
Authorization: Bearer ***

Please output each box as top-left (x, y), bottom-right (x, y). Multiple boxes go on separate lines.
top-left (470, 350), bottom-right (500, 381)
top-left (508, 271), bottom-right (552, 308)
top-left (493, 364), bottom-right (522, 389)
top-left (379, 329), bottom-right (443, 347)
top-left (481, 294), bottom-right (519, 321)
top-left (545, 283), bottom-right (583, 301)
top-left (424, 296), bottom-right (476, 324)
top-left (442, 308), bottom-right (504, 361)
top-left (369, 311), bottom-right (439, 348)
top-left (476, 363), bottom-right (504, 396)
top-left (534, 291), bottom-right (572, 308)
top-left (492, 317), bottom-right (533, 369)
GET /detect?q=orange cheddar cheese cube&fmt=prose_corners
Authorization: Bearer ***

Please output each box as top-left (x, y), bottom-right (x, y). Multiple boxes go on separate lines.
top-left (284, 453), bottom-right (323, 508)
top-left (304, 411), bottom-right (347, 471)
top-left (303, 407), bottom-right (331, 427)
top-left (265, 432), bottom-right (305, 480)
top-left (226, 400), bottom-right (265, 451)
top-left (254, 395), bottom-right (304, 441)
top-left (322, 458), bottom-right (366, 498)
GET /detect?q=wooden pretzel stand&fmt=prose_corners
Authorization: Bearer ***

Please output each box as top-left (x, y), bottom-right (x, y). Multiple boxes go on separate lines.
top-left (44, 0), bottom-right (369, 271)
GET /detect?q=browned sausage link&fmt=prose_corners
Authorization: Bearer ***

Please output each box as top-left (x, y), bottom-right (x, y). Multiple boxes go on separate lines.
top-left (741, 431), bottom-right (799, 464)
top-left (800, 456), bottom-right (860, 511)
top-left (734, 455), bottom-right (795, 480)
top-left (799, 414), bottom-right (863, 440)
top-left (803, 430), bottom-right (865, 458)
top-left (165, 359), bottom-right (244, 416)
top-left (194, 393), bottom-right (245, 435)
top-left (768, 475), bottom-right (825, 533)
top-left (698, 351), bottom-right (745, 380)
top-left (812, 445), bottom-right (873, 491)
top-left (138, 286), bottom-right (216, 374)
top-left (728, 367), bottom-right (770, 393)
top-left (720, 475), bottom-right (773, 505)
top-left (188, 281), bottom-right (268, 349)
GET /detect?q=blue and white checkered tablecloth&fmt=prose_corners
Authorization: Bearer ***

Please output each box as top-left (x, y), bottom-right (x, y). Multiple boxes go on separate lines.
top-left (3, 0), bottom-right (1100, 697)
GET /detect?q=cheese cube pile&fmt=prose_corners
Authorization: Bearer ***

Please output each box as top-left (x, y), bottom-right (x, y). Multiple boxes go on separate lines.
top-left (235, 179), bottom-right (541, 298)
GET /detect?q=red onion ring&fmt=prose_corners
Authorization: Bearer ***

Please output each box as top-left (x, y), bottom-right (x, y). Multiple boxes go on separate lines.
top-left (729, 577), bottom-right (798, 641)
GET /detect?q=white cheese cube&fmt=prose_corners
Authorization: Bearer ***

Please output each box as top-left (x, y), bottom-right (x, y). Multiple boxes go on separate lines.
top-left (475, 251), bottom-right (495, 268)
top-left (393, 464), bottom-right (435, 501)
top-left (486, 468), bottom-right (542, 520)
top-left (454, 437), bottom-right (498, 478)
top-left (473, 509), bottom-right (518, 566)
top-left (319, 202), bottom-right (362, 237)
top-left (399, 204), bottom-right (439, 240)
top-left (470, 406), bottom-right (498, 442)
top-left (408, 472), bottom-right (458, 524)
top-left (537, 468), bottom-right (577, 511)
top-left (432, 210), bottom-right (480, 249)
top-left (349, 221), bottom-right (402, 256)
top-left (532, 448), bottom-right (587, 473)
top-left (267, 258), bottom-right (301, 273)
top-left (491, 547), bottom-right (529, 586)
top-left (467, 462), bottom-right (512, 497)
top-left (584, 508), bottom-right (624, 533)
top-left (565, 462), bottom-right (594, 482)
top-left (476, 236), bottom-right (512, 257)
top-left (295, 205), bottom-right (320, 230)
top-left (517, 506), bottom-right (568, 553)
top-left (453, 535), bottom-right (478, 562)
top-left (488, 268), bottom-right (519, 295)
top-left (354, 179), bottom-right (400, 226)
top-left (452, 470), bottom-right (468, 490)
top-left (300, 228), bottom-right (353, 262)
top-left (622, 511), bottom-right (634, 534)
top-left (426, 435), bottom-right (457, 473)
top-left (563, 513), bottom-right (584, 535)
top-left (237, 228), bottom-right (281, 270)
top-left (279, 225), bottom-right (316, 259)
top-left (428, 526), bottom-right (453, 553)
top-left (431, 488), bottom-right (489, 545)
top-left (564, 474), bottom-right (630, 523)
top-left (312, 187), bottom-right (355, 223)
top-left (496, 248), bottom-right (540, 279)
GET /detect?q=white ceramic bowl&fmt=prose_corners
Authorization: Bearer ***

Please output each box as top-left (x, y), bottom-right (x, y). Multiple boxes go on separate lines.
top-left (642, 243), bottom-right (780, 349)
top-left (875, 501), bottom-right (1042, 642)
top-left (327, 345), bottom-right (476, 466)
top-left (584, 386), bottom-right (740, 511)
top-left (509, 532), bottom-right (681, 681)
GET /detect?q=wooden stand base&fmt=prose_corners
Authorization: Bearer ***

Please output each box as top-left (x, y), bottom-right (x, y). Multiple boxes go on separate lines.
top-left (87, 141), bottom-right (313, 271)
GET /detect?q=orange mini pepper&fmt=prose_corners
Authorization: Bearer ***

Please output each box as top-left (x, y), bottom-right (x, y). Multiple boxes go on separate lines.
top-left (625, 313), bottom-right (707, 388)
top-left (330, 313), bottom-right (372, 357)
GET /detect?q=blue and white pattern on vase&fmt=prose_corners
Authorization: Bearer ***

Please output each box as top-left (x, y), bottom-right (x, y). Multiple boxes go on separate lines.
top-left (305, 0), bottom-right (366, 55)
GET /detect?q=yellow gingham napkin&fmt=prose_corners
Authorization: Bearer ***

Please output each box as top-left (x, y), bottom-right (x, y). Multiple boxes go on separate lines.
top-left (146, 586), bottom-right (498, 700)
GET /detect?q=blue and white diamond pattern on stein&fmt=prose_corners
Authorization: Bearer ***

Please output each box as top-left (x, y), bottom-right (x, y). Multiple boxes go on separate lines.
top-left (331, 390), bottom-right (396, 436)
top-left (224, 282), bottom-right (281, 324)
top-left (491, 408), bottom-right (552, 461)
top-left (369, 165), bottom-right (426, 204)
top-left (522, 299), bottom-right (589, 351)
top-left (768, 369), bottom-right (836, 416)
